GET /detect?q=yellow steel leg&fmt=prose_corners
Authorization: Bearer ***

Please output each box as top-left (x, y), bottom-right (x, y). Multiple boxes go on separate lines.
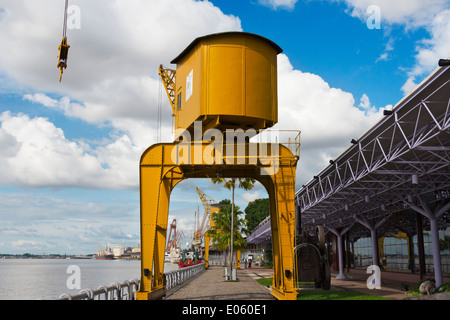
top-left (136, 144), bottom-right (184, 300)
top-left (204, 233), bottom-right (210, 269)
top-left (236, 250), bottom-right (241, 270)
top-left (261, 157), bottom-right (297, 300)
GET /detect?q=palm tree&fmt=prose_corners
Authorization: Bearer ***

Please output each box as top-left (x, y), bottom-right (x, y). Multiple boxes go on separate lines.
top-left (211, 178), bottom-right (255, 277)
top-left (206, 200), bottom-right (248, 268)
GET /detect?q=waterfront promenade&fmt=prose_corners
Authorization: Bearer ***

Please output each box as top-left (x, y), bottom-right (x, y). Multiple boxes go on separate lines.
top-left (165, 266), bottom-right (274, 300)
top-left (164, 265), bottom-right (450, 300)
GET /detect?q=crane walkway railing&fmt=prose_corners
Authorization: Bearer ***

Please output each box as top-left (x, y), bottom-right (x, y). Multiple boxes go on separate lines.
top-left (58, 263), bottom-right (205, 300)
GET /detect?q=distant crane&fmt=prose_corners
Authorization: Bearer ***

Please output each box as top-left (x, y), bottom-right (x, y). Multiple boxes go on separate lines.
top-left (196, 187), bottom-right (242, 269)
top-left (167, 219), bottom-right (177, 250)
top-left (190, 208), bottom-right (201, 259)
top-left (57, 0), bottom-right (70, 82)
top-left (195, 189), bottom-right (216, 236)
top-left (195, 188), bottom-right (221, 268)
top-left (167, 219), bottom-right (183, 251)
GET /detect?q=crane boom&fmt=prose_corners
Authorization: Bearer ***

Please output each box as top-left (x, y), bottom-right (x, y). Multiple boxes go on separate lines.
top-left (196, 187), bottom-right (217, 223)
top-left (175, 229), bottom-right (184, 247)
top-left (167, 219), bottom-right (177, 250)
top-left (195, 188), bottom-right (220, 269)
top-left (158, 65), bottom-right (177, 115)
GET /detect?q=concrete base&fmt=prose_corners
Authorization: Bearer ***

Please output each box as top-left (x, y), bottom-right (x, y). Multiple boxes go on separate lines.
top-left (135, 287), bottom-right (166, 300)
top-left (224, 267), bottom-right (237, 281)
top-left (271, 286), bottom-right (297, 300)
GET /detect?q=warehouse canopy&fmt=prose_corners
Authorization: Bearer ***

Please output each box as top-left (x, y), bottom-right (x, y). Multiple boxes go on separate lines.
top-left (296, 64), bottom-right (450, 233)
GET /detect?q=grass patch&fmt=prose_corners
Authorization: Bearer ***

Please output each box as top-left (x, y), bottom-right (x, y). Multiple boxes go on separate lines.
top-left (437, 283), bottom-right (450, 293)
top-left (256, 278), bottom-right (314, 287)
top-left (405, 278), bottom-right (450, 296)
top-left (256, 278), bottom-right (272, 287)
top-left (256, 277), bottom-right (390, 300)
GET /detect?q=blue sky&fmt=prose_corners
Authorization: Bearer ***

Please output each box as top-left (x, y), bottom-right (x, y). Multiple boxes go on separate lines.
top-left (0, 0), bottom-right (449, 254)
top-left (213, 0), bottom-right (428, 108)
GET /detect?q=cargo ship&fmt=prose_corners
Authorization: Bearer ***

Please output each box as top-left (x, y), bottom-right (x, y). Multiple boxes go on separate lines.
top-left (166, 246), bottom-right (181, 264)
top-left (178, 260), bottom-right (202, 268)
top-left (95, 246), bottom-right (114, 260)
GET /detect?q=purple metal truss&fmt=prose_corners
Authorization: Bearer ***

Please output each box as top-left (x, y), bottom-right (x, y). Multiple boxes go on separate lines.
top-left (246, 216), bottom-right (271, 245)
top-left (297, 65), bottom-right (450, 230)
top-left (295, 64), bottom-right (450, 287)
top-left (245, 65), bottom-right (450, 286)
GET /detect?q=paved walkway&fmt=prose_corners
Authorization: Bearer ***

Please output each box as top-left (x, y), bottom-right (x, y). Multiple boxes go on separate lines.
top-left (331, 269), bottom-right (450, 300)
top-left (331, 270), bottom-right (410, 300)
top-left (165, 266), bottom-right (274, 300)
top-left (165, 266), bottom-right (449, 300)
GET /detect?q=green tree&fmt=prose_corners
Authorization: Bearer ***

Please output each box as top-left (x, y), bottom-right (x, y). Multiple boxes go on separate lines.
top-left (206, 200), bottom-right (248, 264)
top-left (211, 178), bottom-right (255, 276)
top-left (440, 235), bottom-right (450, 251)
top-left (244, 198), bottom-right (270, 232)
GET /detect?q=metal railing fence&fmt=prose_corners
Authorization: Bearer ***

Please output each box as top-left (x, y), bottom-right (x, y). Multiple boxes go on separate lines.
top-left (165, 262), bottom-right (205, 291)
top-left (58, 263), bottom-right (206, 300)
top-left (59, 279), bottom-right (140, 300)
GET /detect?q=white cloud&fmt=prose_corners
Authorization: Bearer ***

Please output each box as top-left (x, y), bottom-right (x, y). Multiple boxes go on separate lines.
top-left (11, 240), bottom-right (39, 247)
top-left (242, 191), bottom-right (261, 203)
top-left (402, 9), bottom-right (450, 95)
top-left (376, 52), bottom-right (389, 62)
top-left (0, 111), bottom-right (141, 189)
top-left (258, 0), bottom-right (298, 10)
top-left (23, 93), bottom-right (84, 118)
top-left (0, 0), bottom-right (384, 191)
top-left (324, 1), bottom-right (450, 98)
top-left (359, 93), bottom-right (371, 110)
top-left (0, 0), bottom-right (242, 190)
top-left (3, 54), bottom-right (386, 190)
top-left (401, 77), bottom-right (419, 96)
top-left (376, 37), bottom-right (395, 62)
top-left (336, 0), bottom-right (450, 27)
top-left (1, 229), bottom-right (19, 236)
top-left (0, 189), bottom-right (140, 254)
top-left (0, 0), bottom-right (242, 126)
top-left (23, 93), bottom-right (59, 109)
top-left (275, 54), bottom-right (383, 185)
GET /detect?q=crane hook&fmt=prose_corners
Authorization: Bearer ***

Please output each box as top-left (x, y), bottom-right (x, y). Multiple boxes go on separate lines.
top-left (57, 36), bottom-right (70, 82)
top-left (57, 0), bottom-right (70, 82)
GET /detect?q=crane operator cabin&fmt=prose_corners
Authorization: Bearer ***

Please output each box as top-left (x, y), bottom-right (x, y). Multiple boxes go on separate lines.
top-left (165, 32), bottom-right (283, 136)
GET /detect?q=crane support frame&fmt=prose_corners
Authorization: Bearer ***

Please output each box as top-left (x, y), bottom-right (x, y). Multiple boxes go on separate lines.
top-left (136, 141), bottom-right (299, 300)
top-left (138, 32), bottom-right (299, 300)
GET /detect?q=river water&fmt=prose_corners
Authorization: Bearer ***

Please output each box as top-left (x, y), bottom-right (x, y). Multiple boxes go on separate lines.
top-left (0, 259), bottom-right (178, 300)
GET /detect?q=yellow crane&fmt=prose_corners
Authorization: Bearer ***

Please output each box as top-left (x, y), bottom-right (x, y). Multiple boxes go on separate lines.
top-left (167, 219), bottom-right (184, 251)
top-left (378, 232), bottom-right (410, 270)
top-left (195, 188), bottom-right (218, 269)
top-left (195, 187), bottom-right (242, 270)
top-left (57, 0), bottom-right (70, 82)
top-left (158, 65), bottom-right (176, 115)
top-left (137, 32), bottom-right (299, 300)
